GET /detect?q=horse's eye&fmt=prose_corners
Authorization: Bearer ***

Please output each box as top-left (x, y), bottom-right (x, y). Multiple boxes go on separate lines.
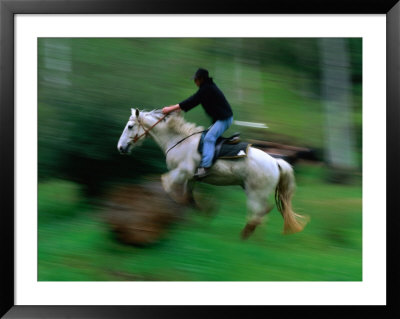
top-left (128, 125), bottom-right (133, 129)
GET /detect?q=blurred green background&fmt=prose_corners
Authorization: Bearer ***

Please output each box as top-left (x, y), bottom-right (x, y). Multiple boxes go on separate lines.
top-left (38, 38), bottom-right (362, 281)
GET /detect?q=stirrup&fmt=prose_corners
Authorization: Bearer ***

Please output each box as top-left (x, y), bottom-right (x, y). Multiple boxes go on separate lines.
top-left (194, 167), bottom-right (210, 179)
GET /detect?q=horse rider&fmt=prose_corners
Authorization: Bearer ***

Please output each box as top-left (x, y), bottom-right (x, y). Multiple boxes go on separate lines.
top-left (162, 68), bottom-right (234, 178)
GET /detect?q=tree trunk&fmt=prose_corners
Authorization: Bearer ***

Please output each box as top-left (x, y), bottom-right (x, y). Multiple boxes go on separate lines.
top-left (319, 38), bottom-right (357, 183)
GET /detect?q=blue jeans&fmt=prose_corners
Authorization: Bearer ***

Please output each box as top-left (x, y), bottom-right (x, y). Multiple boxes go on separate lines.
top-left (201, 116), bottom-right (234, 168)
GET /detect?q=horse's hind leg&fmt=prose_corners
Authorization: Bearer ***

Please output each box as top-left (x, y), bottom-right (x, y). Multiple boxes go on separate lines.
top-left (241, 187), bottom-right (275, 240)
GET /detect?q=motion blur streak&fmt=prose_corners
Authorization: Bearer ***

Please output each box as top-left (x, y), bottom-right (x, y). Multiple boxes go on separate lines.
top-left (38, 38), bottom-right (362, 281)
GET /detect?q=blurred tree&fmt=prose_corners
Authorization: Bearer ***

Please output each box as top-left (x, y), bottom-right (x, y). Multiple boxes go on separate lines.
top-left (319, 38), bottom-right (357, 183)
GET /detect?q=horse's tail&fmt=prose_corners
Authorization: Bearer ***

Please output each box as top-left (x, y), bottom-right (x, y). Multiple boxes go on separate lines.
top-left (275, 159), bottom-right (308, 234)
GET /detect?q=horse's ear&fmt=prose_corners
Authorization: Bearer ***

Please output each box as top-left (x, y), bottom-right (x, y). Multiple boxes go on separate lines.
top-left (135, 108), bottom-right (140, 118)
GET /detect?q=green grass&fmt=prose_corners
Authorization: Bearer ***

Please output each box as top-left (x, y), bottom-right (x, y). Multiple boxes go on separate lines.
top-left (38, 164), bottom-right (362, 281)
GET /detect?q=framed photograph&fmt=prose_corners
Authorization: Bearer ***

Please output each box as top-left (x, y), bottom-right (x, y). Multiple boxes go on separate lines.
top-left (1, 0), bottom-right (399, 318)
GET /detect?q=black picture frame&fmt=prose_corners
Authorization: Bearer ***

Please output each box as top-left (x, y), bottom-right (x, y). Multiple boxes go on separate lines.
top-left (1, 0), bottom-right (399, 318)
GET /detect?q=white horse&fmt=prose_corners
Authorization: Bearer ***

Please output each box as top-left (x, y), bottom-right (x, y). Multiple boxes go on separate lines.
top-left (117, 108), bottom-right (308, 239)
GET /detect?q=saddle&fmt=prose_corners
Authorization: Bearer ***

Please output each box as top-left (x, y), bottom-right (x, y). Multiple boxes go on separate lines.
top-left (198, 131), bottom-right (251, 164)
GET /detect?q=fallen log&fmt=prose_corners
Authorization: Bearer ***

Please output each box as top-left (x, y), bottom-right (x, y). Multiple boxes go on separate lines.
top-left (103, 178), bottom-right (184, 246)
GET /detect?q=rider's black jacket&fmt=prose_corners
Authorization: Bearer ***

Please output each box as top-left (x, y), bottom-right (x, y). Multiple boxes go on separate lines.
top-left (179, 78), bottom-right (233, 123)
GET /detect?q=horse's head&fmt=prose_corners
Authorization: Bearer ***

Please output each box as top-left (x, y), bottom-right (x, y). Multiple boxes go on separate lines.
top-left (117, 108), bottom-right (146, 154)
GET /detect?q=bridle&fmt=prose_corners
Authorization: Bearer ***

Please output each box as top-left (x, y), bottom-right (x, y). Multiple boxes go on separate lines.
top-left (131, 113), bottom-right (168, 143)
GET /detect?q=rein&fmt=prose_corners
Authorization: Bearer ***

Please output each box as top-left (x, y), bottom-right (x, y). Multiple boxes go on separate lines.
top-left (165, 131), bottom-right (205, 156)
top-left (130, 110), bottom-right (204, 155)
top-left (132, 113), bottom-right (168, 143)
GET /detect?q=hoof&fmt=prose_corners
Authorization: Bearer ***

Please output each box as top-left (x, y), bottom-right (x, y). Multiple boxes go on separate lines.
top-left (164, 184), bottom-right (190, 206)
top-left (240, 223), bottom-right (257, 240)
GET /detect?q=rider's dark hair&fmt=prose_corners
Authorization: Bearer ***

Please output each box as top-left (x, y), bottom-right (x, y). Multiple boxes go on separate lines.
top-left (193, 68), bottom-right (210, 80)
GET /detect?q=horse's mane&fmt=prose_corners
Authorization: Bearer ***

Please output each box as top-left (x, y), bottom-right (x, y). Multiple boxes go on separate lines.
top-left (149, 109), bottom-right (204, 136)
top-left (167, 114), bottom-right (204, 135)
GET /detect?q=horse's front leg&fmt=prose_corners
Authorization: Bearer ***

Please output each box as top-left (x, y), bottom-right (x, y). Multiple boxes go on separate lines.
top-left (161, 164), bottom-right (196, 205)
top-left (182, 179), bottom-right (197, 207)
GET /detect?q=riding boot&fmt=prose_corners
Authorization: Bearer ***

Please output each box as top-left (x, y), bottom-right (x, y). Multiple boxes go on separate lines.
top-left (194, 167), bottom-right (210, 179)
